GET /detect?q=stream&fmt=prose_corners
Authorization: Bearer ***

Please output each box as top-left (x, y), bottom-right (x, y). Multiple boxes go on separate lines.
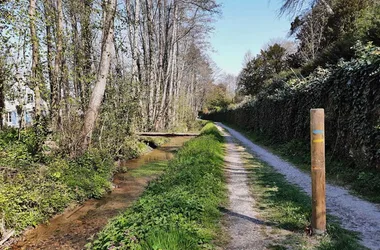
top-left (10, 137), bottom-right (192, 250)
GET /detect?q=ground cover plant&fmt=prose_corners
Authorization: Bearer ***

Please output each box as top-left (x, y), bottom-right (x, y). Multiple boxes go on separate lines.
top-left (241, 150), bottom-right (365, 250)
top-left (0, 128), bottom-right (115, 233)
top-left (88, 123), bottom-right (226, 249)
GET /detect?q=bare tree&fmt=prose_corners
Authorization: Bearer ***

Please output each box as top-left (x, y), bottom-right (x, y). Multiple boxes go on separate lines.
top-left (241, 50), bottom-right (253, 68)
top-left (81, 0), bottom-right (117, 151)
top-left (280, 0), bottom-right (334, 16)
top-left (29, 0), bottom-right (42, 120)
top-left (291, 4), bottom-right (328, 62)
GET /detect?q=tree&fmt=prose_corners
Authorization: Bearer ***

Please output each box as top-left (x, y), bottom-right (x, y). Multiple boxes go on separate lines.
top-left (203, 83), bottom-right (232, 113)
top-left (280, 0), bottom-right (333, 16)
top-left (29, 0), bottom-right (42, 121)
top-left (242, 50), bottom-right (253, 67)
top-left (238, 43), bottom-right (288, 96)
top-left (80, 0), bottom-right (117, 151)
top-left (286, 0), bottom-right (376, 68)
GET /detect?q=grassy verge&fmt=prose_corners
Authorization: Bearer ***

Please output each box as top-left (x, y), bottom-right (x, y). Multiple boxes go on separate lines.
top-left (240, 149), bottom-right (366, 250)
top-left (223, 122), bottom-right (380, 203)
top-left (87, 123), bottom-right (226, 250)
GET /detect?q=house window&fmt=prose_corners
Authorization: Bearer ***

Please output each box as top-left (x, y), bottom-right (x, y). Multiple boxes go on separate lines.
top-left (27, 94), bottom-right (34, 104)
top-left (25, 111), bottom-right (32, 124)
top-left (7, 112), bottom-right (12, 123)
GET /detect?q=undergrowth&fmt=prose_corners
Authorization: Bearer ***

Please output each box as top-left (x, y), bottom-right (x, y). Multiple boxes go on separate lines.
top-left (242, 151), bottom-right (365, 250)
top-left (0, 128), bottom-right (115, 234)
top-left (88, 123), bottom-right (226, 249)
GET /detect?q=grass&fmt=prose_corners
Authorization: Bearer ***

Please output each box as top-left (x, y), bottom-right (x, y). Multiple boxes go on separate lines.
top-left (223, 122), bottom-right (380, 204)
top-left (129, 161), bottom-right (168, 178)
top-left (88, 122), bottom-right (227, 249)
top-left (241, 149), bottom-right (366, 250)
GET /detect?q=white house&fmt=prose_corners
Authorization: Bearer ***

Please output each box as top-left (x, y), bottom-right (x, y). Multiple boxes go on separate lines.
top-left (3, 85), bottom-right (47, 128)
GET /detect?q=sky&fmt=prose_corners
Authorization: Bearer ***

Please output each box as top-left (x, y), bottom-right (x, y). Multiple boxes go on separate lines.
top-left (210, 0), bottom-right (293, 76)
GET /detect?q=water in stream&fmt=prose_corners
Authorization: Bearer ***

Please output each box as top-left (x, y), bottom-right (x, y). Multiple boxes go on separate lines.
top-left (11, 137), bottom-right (192, 250)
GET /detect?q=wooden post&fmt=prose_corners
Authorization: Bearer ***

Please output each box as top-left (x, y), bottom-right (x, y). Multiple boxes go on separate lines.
top-left (310, 108), bottom-right (326, 234)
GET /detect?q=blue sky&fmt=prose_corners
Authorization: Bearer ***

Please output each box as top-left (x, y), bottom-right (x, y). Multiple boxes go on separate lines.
top-left (210, 0), bottom-right (292, 75)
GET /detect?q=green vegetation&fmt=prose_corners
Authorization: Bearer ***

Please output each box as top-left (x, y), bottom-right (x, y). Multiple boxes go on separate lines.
top-left (0, 128), bottom-right (115, 233)
top-left (203, 83), bottom-right (233, 113)
top-left (204, 43), bottom-right (380, 202)
top-left (226, 123), bottom-right (380, 203)
top-left (0, 126), bottom-right (172, 234)
top-left (242, 150), bottom-right (365, 250)
top-left (129, 161), bottom-right (168, 178)
top-left (0, 119), bottom-right (205, 237)
top-left (138, 136), bottom-right (169, 148)
top-left (88, 123), bottom-right (226, 249)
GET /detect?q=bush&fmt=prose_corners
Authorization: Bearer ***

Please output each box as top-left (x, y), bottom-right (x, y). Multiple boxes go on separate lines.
top-left (62, 149), bottom-right (114, 200)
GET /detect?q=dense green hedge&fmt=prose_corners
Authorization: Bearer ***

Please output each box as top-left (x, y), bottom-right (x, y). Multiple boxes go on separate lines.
top-left (204, 43), bottom-right (380, 170)
top-left (88, 123), bottom-right (226, 249)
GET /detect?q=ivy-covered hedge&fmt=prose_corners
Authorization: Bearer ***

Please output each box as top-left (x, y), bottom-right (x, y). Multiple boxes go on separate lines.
top-left (204, 42), bottom-right (380, 170)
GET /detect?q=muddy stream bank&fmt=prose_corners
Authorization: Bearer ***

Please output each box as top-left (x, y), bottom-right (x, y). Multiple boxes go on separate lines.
top-left (10, 137), bottom-right (192, 250)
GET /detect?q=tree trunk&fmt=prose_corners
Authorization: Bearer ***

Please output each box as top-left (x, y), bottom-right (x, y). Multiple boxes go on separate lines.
top-left (29, 0), bottom-right (42, 120)
top-left (0, 61), bottom-right (4, 130)
top-left (80, 0), bottom-right (117, 151)
top-left (51, 0), bottom-right (64, 130)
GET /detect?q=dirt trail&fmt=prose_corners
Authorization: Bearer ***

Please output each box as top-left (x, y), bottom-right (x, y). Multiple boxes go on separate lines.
top-left (10, 137), bottom-right (191, 250)
top-left (218, 126), bottom-right (277, 249)
top-left (216, 122), bottom-right (380, 250)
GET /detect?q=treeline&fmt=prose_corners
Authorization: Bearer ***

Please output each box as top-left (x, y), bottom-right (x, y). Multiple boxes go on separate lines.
top-left (0, 0), bottom-right (219, 154)
top-left (0, 0), bottom-right (219, 238)
top-left (204, 0), bottom-right (380, 171)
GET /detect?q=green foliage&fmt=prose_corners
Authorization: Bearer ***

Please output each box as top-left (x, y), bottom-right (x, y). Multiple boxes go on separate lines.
top-left (118, 137), bottom-right (150, 160)
top-left (204, 43), bottom-right (380, 200)
top-left (0, 168), bottom-right (71, 232)
top-left (288, 0), bottom-right (376, 70)
top-left (62, 149), bottom-right (114, 200)
top-left (0, 131), bottom-right (115, 233)
top-left (203, 83), bottom-right (232, 112)
top-left (238, 43), bottom-right (288, 96)
top-left (88, 124), bottom-right (226, 249)
top-left (140, 226), bottom-right (199, 250)
top-left (0, 128), bottom-right (41, 167)
top-left (205, 43), bottom-right (380, 170)
top-left (355, 5), bottom-right (380, 45)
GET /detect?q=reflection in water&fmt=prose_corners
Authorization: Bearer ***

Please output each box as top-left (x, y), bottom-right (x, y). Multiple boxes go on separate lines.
top-left (11, 137), bottom-right (192, 250)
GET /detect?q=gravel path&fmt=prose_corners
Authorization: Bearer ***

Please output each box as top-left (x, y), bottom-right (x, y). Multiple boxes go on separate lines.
top-left (219, 126), bottom-right (270, 249)
top-left (216, 122), bottom-right (380, 250)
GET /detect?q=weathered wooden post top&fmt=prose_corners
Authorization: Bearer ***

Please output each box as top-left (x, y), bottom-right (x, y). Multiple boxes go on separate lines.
top-left (310, 108), bottom-right (326, 234)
